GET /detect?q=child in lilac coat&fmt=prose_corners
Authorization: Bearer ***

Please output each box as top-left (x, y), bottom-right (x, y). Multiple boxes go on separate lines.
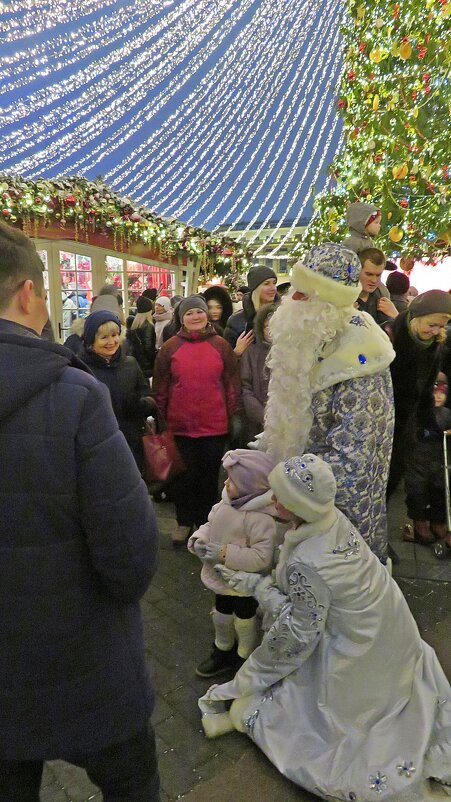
top-left (188, 449), bottom-right (277, 678)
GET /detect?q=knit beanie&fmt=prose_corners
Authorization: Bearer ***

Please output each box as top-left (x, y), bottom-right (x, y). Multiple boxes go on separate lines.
top-left (91, 294), bottom-right (121, 315)
top-left (386, 272), bottom-right (410, 296)
top-left (178, 294), bottom-right (208, 321)
top-left (291, 243), bottom-right (361, 308)
top-left (269, 453), bottom-right (336, 522)
top-left (136, 295), bottom-right (153, 313)
top-left (155, 295), bottom-right (171, 312)
top-left (409, 290), bottom-right (451, 320)
top-left (222, 449), bottom-right (276, 505)
top-left (83, 310), bottom-right (121, 346)
top-left (247, 265), bottom-right (277, 294)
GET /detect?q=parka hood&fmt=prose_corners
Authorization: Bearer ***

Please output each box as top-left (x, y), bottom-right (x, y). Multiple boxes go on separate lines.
top-left (345, 202), bottom-right (379, 236)
top-left (254, 302), bottom-right (279, 344)
top-left (0, 326), bottom-right (90, 422)
top-left (203, 286), bottom-right (233, 327)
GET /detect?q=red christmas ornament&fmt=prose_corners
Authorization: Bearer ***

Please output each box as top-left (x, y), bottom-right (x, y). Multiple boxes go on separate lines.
top-left (412, 90), bottom-right (418, 101)
top-left (422, 73), bottom-right (430, 82)
top-left (65, 194), bottom-right (76, 206)
top-left (424, 86), bottom-right (431, 94)
top-left (338, 99), bottom-right (347, 109)
top-left (426, 182), bottom-right (435, 193)
top-left (418, 47), bottom-right (427, 59)
top-left (358, 42), bottom-right (366, 53)
top-left (393, 3), bottom-right (399, 17)
top-left (399, 199), bottom-right (409, 208)
top-left (374, 153), bottom-right (383, 163)
top-left (2, 209), bottom-right (10, 216)
top-left (348, 70), bottom-right (357, 81)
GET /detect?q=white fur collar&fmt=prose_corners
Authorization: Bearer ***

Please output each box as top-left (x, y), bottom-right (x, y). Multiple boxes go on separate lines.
top-left (276, 509), bottom-right (338, 583)
top-left (310, 310), bottom-right (395, 393)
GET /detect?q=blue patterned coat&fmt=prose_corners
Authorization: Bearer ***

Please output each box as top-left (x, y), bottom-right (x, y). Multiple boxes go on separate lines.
top-left (309, 370), bottom-right (394, 560)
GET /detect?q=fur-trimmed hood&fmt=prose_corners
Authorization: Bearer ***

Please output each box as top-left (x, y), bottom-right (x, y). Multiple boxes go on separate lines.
top-left (310, 310), bottom-right (395, 393)
top-left (203, 286), bottom-right (234, 329)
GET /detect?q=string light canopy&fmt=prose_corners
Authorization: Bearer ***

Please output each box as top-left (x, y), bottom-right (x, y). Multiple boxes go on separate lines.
top-left (0, 0), bottom-right (345, 245)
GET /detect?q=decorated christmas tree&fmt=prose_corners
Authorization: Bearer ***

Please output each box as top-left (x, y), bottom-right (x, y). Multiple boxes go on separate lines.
top-left (298, 0), bottom-right (450, 261)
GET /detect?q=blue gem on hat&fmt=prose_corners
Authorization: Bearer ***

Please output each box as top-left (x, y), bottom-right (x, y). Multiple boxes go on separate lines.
top-left (358, 354), bottom-right (367, 364)
top-left (284, 457), bottom-right (315, 493)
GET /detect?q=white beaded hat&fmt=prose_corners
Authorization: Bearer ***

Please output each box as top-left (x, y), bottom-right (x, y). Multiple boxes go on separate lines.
top-left (291, 243), bottom-right (361, 308)
top-left (269, 453), bottom-right (336, 522)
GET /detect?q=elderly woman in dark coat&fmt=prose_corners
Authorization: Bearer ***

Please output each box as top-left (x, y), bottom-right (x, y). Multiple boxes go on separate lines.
top-left (80, 310), bottom-right (153, 470)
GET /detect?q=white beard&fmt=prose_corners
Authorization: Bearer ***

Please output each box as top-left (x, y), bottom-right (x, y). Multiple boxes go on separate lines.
top-left (264, 296), bottom-right (342, 461)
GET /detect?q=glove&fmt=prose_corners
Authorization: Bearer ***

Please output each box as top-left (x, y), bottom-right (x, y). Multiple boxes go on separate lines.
top-left (193, 540), bottom-right (208, 560)
top-left (214, 566), bottom-right (263, 596)
top-left (247, 431), bottom-right (267, 451)
top-left (203, 542), bottom-right (224, 564)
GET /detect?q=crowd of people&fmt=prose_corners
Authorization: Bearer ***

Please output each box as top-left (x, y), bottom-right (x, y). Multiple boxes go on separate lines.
top-left (0, 211), bottom-right (450, 802)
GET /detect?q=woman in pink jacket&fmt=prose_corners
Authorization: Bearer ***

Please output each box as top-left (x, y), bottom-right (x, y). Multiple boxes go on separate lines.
top-left (188, 449), bottom-right (277, 678)
top-left (153, 295), bottom-right (241, 546)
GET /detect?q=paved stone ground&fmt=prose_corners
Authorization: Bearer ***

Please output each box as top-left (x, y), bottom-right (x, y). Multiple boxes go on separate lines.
top-left (39, 486), bottom-right (451, 801)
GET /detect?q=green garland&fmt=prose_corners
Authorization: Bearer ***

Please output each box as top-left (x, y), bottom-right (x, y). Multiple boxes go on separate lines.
top-left (0, 173), bottom-right (253, 272)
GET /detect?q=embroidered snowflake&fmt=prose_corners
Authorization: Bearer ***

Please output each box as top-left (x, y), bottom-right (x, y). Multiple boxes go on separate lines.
top-left (397, 761), bottom-right (416, 778)
top-left (350, 315), bottom-right (366, 327)
top-left (369, 772), bottom-right (387, 794)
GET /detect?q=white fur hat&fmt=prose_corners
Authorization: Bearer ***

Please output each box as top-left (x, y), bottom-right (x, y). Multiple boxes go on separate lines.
top-left (155, 295), bottom-right (171, 312)
top-left (269, 454), bottom-right (336, 522)
top-left (291, 243), bottom-right (361, 308)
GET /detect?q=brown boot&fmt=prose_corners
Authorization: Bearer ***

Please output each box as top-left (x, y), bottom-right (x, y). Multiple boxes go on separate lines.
top-left (171, 524), bottom-right (190, 548)
top-left (412, 520), bottom-right (435, 545)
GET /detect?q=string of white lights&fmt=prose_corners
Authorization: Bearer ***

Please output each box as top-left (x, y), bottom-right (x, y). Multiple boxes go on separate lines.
top-left (144, 0), bottom-right (310, 212)
top-left (207, 2), bottom-right (340, 232)
top-left (1, 0), bottom-right (201, 144)
top-left (255, 120), bottom-right (344, 255)
top-left (170, 4), bottom-right (321, 219)
top-left (237, 14), bottom-right (343, 242)
top-left (113, 0), bottom-right (294, 199)
top-left (30, 0), bottom-right (255, 178)
top-left (0, 0), bottom-right (122, 42)
top-left (264, 129), bottom-right (346, 256)
top-left (0, 2), bottom-right (164, 93)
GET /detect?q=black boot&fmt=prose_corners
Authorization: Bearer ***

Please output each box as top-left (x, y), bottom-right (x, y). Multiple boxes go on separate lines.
top-left (195, 644), bottom-right (237, 678)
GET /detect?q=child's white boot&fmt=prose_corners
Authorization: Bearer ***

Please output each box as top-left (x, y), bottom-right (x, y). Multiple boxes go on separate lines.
top-left (234, 615), bottom-right (259, 660)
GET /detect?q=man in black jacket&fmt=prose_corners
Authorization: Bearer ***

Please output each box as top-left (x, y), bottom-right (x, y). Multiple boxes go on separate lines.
top-left (0, 223), bottom-right (160, 802)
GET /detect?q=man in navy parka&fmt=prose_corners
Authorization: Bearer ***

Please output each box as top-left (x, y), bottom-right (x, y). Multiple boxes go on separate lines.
top-left (0, 223), bottom-right (160, 801)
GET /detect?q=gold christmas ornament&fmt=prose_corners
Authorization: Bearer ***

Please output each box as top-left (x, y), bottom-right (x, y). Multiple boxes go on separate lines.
top-left (389, 225), bottom-right (404, 242)
top-left (399, 41), bottom-right (412, 59)
top-left (369, 47), bottom-right (389, 63)
top-left (392, 163), bottom-right (409, 180)
top-left (372, 94), bottom-right (380, 111)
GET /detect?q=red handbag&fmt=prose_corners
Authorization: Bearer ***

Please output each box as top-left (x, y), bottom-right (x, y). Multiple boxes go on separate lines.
top-left (142, 403), bottom-right (186, 484)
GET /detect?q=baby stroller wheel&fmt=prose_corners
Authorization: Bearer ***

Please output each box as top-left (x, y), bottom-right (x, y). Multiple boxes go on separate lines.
top-left (434, 542), bottom-right (446, 560)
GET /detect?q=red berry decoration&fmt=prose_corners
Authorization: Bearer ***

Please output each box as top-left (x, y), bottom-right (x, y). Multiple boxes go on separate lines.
top-left (338, 99), bottom-right (347, 109)
top-left (348, 70), bottom-right (357, 81)
top-left (2, 209), bottom-right (10, 216)
top-left (418, 47), bottom-right (427, 59)
top-left (424, 86), bottom-right (431, 94)
top-left (399, 199), bottom-right (409, 208)
top-left (65, 194), bottom-right (76, 206)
